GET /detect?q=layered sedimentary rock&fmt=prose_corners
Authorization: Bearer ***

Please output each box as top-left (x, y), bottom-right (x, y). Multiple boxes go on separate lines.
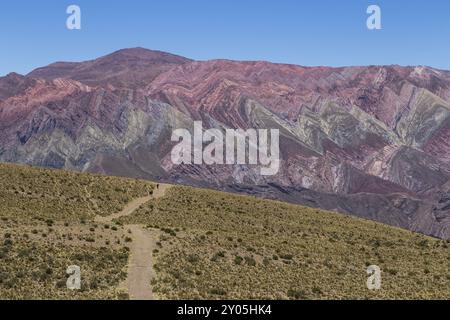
top-left (1, 48), bottom-right (450, 238)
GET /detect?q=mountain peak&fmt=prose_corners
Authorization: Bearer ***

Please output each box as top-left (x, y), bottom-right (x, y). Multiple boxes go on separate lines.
top-left (0, 72), bottom-right (36, 101)
top-left (4, 72), bottom-right (25, 80)
top-left (100, 47), bottom-right (192, 64)
top-left (27, 47), bottom-right (192, 89)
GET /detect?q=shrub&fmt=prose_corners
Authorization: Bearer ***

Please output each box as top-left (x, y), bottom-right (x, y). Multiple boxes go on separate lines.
top-left (287, 289), bottom-right (308, 300)
top-left (244, 256), bottom-right (256, 267)
top-left (187, 254), bottom-right (199, 263)
top-left (209, 288), bottom-right (227, 296)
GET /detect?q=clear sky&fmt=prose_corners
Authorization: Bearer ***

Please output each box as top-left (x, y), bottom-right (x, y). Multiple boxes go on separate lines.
top-left (1, 0), bottom-right (449, 76)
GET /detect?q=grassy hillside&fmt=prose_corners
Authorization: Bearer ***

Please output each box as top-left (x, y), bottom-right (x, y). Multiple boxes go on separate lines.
top-left (0, 163), bottom-right (154, 299)
top-left (0, 163), bottom-right (154, 222)
top-left (0, 163), bottom-right (449, 300)
top-left (0, 222), bottom-right (129, 299)
top-left (117, 186), bottom-right (450, 300)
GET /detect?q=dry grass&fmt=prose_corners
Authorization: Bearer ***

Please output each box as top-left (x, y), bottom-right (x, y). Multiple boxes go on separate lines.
top-left (0, 163), bottom-right (154, 222)
top-left (117, 186), bottom-right (450, 300)
top-left (0, 163), bottom-right (155, 299)
top-left (0, 222), bottom-right (130, 299)
top-left (1, 163), bottom-right (449, 300)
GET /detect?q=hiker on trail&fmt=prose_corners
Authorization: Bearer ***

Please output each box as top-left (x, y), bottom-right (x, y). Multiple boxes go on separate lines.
top-left (156, 184), bottom-right (159, 189)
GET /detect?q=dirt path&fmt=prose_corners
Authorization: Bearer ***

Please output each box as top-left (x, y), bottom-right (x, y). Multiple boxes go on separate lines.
top-left (121, 225), bottom-right (158, 300)
top-left (95, 184), bottom-right (170, 224)
top-left (95, 184), bottom-right (170, 300)
top-left (94, 196), bottom-right (152, 224)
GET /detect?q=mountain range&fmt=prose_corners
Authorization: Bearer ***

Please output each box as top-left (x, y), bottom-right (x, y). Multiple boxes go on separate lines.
top-left (1, 47), bottom-right (450, 239)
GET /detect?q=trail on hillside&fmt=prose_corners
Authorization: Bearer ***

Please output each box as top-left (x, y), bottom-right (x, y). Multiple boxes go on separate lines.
top-left (94, 184), bottom-right (170, 300)
top-left (121, 224), bottom-right (158, 300)
top-left (95, 184), bottom-right (169, 224)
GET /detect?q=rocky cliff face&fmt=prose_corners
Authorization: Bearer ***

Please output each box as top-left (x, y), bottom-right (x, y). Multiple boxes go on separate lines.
top-left (1, 48), bottom-right (450, 239)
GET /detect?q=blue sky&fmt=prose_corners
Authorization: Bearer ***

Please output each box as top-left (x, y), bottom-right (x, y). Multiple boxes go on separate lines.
top-left (1, 0), bottom-right (449, 76)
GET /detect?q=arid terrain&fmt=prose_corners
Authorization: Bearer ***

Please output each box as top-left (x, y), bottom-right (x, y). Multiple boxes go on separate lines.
top-left (1, 48), bottom-right (450, 239)
top-left (0, 163), bottom-right (448, 300)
